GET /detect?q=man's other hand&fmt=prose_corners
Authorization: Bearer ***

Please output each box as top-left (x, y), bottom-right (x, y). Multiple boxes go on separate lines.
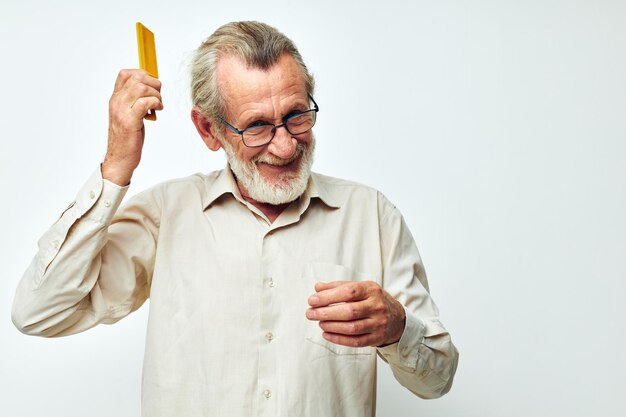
top-left (102, 69), bottom-right (163, 186)
top-left (306, 281), bottom-right (406, 348)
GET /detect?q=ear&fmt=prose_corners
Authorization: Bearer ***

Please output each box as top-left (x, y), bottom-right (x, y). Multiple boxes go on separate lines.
top-left (191, 108), bottom-right (222, 151)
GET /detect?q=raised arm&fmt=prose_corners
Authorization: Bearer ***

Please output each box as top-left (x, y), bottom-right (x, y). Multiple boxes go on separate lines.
top-left (11, 70), bottom-right (163, 337)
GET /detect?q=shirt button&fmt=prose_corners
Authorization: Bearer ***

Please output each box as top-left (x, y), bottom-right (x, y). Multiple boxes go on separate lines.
top-left (420, 370), bottom-right (430, 378)
top-left (265, 332), bottom-right (274, 342)
top-left (263, 389), bottom-right (272, 399)
top-left (89, 190), bottom-right (96, 199)
top-left (103, 199), bottom-right (111, 208)
top-left (268, 278), bottom-right (274, 288)
top-left (401, 346), bottom-right (409, 356)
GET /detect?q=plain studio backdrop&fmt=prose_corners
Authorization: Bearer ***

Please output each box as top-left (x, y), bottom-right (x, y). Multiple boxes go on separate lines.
top-left (1, 1), bottom-right (625, 416)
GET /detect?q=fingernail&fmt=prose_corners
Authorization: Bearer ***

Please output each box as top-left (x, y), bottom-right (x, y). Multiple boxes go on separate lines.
top-left (306, 309), bottom-right (316, 319)
top-left (308, 295), bottom-right (319, 306)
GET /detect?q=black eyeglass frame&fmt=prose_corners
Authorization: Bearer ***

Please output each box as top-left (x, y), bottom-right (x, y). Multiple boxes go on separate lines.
top-left (217, 94), bottom-right (319, 148)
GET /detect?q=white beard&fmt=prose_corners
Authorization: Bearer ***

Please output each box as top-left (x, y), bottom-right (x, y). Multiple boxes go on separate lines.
top-left (221, 137), bottom-right (315, 205)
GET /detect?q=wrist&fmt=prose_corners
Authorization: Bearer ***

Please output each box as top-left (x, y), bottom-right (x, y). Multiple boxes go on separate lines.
top-left (387, 300), bottom-right (406, 345)
top-left (101, 161), bottom-right (132, 186)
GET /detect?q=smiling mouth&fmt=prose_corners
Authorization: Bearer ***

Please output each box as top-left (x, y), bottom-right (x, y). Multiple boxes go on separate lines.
top-left (258, 157), bottom-right (300, 172)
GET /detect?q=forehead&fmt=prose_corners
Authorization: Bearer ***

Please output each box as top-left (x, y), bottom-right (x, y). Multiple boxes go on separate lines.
top-left (216, 53), bottom-right (308, 119)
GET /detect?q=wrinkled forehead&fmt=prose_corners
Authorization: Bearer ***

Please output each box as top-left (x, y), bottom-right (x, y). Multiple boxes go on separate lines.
top-left (216, 53), bottom-right (308, 115)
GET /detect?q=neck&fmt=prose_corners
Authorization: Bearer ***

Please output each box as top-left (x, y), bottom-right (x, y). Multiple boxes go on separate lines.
top-left (238, 184), bottom-right (290, 224)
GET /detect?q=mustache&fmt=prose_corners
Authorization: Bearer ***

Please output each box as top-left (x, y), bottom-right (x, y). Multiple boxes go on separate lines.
top-left (253, 142), bottom-right (307, 166)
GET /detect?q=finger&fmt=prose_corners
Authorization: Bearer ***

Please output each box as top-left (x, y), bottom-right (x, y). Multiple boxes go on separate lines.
top-left (114, 69), bottom-right (154, 93)
top-left (111, 83), bottom-right (163, 121)
top-left (114, 69), bottom-right (162, 92)
top-left (314, 281), bottom-right (343, 292)
top-left (306, 299), bottom-right (370, 321)
top-left (318, 318), bottom-right (376, 336)
top-left (122, 70), bottom-right (162, 92)
top-left (321, 332), bottom-right (379, 348)
top-left (113, 69), bottom-right (135, 92)
top-left (308, 281), bottom-right (369, 307)
top-left (124, 82), bottom-right (163, 107)
top-left (129, 96), bottom-right (164, 118)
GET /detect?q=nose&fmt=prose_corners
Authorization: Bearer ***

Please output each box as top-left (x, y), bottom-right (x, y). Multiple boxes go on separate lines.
top-left (267, 125), bottom-right (297, 159)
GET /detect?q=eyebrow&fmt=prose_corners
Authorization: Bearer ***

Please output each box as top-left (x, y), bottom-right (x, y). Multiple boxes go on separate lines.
top-left (236, 101), bottom-right (309, 126)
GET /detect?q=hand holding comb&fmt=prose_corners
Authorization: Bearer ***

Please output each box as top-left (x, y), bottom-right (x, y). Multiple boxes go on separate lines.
top-left (136, 22), bottom-right (159, 121)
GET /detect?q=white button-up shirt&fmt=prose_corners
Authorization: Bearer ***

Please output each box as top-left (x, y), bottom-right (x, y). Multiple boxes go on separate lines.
top-left (13, 166), bottom-right (458, 416)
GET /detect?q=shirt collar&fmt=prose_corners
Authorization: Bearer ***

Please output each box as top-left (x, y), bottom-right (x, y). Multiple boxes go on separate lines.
top-left (202, 164), bottom-right (241, 210)
top-left (202, 164), bottom-right (342, 211)
top-left (306, 172), bottom-right (341, 209)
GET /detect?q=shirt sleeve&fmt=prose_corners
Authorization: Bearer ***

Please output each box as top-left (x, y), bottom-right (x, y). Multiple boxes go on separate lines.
top-left (11, 167), bottom-right (160, 337)
top-left (375, 192), bottom-right (459, 399)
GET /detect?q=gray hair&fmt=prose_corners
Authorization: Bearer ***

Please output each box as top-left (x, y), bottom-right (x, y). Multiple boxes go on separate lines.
top-left (191, 21), bottom-right (315, 121)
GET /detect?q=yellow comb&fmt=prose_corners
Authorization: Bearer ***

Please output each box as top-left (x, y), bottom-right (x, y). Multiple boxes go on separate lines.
top-left (136, 22), bottom-right (158, 121)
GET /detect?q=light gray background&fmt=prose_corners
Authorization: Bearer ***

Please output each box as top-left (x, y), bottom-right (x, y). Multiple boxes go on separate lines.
top-left (2, 0), bottom-right (625, 416)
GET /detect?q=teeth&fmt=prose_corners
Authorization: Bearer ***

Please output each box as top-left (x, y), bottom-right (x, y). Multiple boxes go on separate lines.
top-left (257, 153), bottom-right (301, 166)
top-left (259, 159), bottom-right (292, 166)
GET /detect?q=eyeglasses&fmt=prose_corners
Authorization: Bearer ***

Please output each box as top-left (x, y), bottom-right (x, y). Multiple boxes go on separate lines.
top-left (218, 95), bottom-right (319, 148)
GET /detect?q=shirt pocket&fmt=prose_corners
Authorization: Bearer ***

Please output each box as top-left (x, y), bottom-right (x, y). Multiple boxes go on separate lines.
top-left (303, 262), bottom-right (376, 356)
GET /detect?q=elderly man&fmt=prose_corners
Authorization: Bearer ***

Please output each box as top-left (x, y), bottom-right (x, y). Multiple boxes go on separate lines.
top-left (13, 21), bottom-right (458, 416)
